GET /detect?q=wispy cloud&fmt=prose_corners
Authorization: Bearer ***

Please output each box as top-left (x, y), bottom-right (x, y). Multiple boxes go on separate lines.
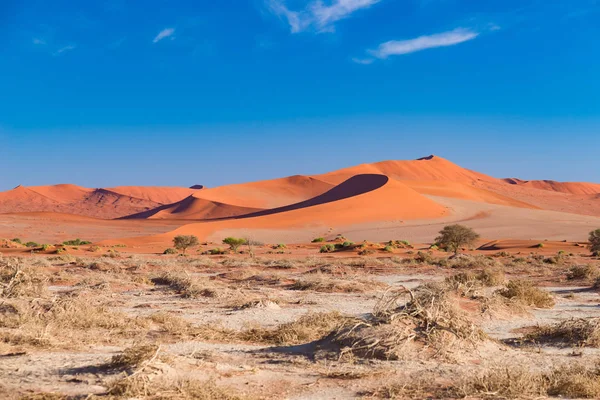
top-left (153, 28), bottom-right (175, 43)
top-left (32, 38), bottom-right (46, 45)
top-left (369, 28), bottom-right (479, 59)
top-left (53, 45), bottom-right (76, 56)
top-left (267, 0), bottom-right (380, 33)
top-left (351, 57), bottom-right (374, 65)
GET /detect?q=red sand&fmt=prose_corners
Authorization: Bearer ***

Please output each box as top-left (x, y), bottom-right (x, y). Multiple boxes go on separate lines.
top-left (1, 155), bottom-right (599, 247)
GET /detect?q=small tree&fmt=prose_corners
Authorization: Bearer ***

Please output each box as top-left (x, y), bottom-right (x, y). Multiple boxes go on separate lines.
top-left (173, 235), bottom-right (199, 255)
top-left (590, 229), bottom-right (600, 255)
top-left (223, 237), bottom-right (247, 253)
top-left (435, 224), bottom-right (480, 255)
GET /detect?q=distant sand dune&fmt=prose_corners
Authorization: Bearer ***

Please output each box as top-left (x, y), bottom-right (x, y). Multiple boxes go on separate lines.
top-left (2, 155), bottom-right (599, 246)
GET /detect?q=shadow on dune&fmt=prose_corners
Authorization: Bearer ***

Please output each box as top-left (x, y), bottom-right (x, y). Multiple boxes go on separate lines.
top-left (228, 174), bottom-right (389, 220)
top-left (120, 174), bottom-right (389, 221)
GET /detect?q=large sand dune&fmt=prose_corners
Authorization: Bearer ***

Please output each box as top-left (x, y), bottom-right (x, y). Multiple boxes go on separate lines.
top-left (2, 155), bottom-right (599, 246)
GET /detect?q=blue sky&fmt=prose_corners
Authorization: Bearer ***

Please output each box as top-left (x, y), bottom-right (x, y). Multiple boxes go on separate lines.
top-left (1, 0), bottom-right (599, 190)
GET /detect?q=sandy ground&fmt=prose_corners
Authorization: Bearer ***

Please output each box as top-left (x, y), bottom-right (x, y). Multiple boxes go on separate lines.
top-left (0, 213), bottom-right (185, 244)
top-left (2, 247), bottom-right (600, 399)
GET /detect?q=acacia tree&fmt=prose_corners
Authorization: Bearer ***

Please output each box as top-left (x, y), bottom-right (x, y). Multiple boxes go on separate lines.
top-left (590, 229), bottom-right (600, 255)
top-left (173, 235), bottom-right (199, 255)
top-left (435, 224), bottom-right (480, 255)
top-left (223, 237), bottom-right (247, 253)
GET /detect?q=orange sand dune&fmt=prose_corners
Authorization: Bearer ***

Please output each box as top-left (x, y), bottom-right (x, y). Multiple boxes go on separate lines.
top-left (2, 154), bottom-right (599, 228)
top-left (0, 184), bottom-right (196, 219)
top-left (107, 186), bottom-right (200, 204)
top-left (402, 180), bottom-right (538, 209)
top-left (315, 155), bottom-right (497, 185)
top-left (192, 175), bottom-right (334, 209)
top-left (114, 174), bottom-right (448, 246)
top-left (28, 184), bottom-right (93, 203)
top-left (503, 178), bottom-right (600, 195)
top-left (0, 186), bottom-right (62, 213)
top-left (123, 195), bottom-right (263, 220)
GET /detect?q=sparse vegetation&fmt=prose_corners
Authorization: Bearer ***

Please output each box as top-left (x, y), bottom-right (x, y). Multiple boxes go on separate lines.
top-left (4, 248), bottom-right (600, 399)
top-left (567, 264), bottom-right (599, 280)
top-left (320, 244), bottom-right (336, 253)
top-left (62, 239), bottom-right (92, 246)
top-left (590, 229), bottom-right (600, 254)
top-left (163, 247), bottom-right (178, 255)
top-left (525, 318), bottom-right (600, 347)
top-left (222, 237), bottom-right (247, 253)
top-left (173, 234), bottom-right (200, 254)
top-left (435, 224), bottom-right (480, 255)
top-left (497, 279), bottom-right (555, 308)
top-left (312, 237), bottom-right (325, 243)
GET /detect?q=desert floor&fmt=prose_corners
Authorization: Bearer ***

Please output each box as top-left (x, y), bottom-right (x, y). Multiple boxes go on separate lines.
top-left (2, 240), bottom-right (600, 399)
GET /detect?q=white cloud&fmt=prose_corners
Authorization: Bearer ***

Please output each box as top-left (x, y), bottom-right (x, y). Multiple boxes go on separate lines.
top-left (369, 28), bottom-right (479, 58)
top-left (267, 0), bottom-right (379, 33)
top-left (53, 45), bottom-right (76, 56)
top-left (32, 38), bottom-right (46, 45)
top-left (352, 57), bottom-right (374, 64)
top-left (153, 28), bottom-right (175, 43)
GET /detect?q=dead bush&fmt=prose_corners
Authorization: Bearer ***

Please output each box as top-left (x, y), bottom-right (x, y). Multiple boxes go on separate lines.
top-left (525, 318), bottom-right (600, 347)
top-left (106, 374), bottom-right (245, 399)
top-left (151, 271), bottom-right (219, 298)
top-left (451, 366), bottom-right (548, 398)
top-left (445, 269), bottom-right (505, 296)
top-left (331, 283), bottom-right (486, 360)
top-left (106, 344), bottom-right (160, 369)
top-left (0, 258), bottom-right (47, 298)
top-left (241, 311), bottom-right (346, 346)
top-left (497, 280), bottom-right (555, 308)
top-left (0, 295), bottom-right (148, 348)
top-left (567, 265), bottom-right (599, 280)
top-left (289, 275), bottom-right (386, 293)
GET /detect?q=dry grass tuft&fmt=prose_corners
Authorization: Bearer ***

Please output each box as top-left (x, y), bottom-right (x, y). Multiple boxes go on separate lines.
top-left (547, 363), bottom-right (600, 398)
top-left (0, 295), bottom-right (148, 348)
top-left (106, 374), bottom-right (245, 399)
top-left (453, 363), bottom-right (600, 399)
top-left (331, 283), bottom-right (486, 360)
top-left (452, 366), bottom-right (548, 398)
top-left (372, 363), bottom-right (600, 399)
top-left (106, 344), bottom-right (160, 369)
top-left (289, 274), bottom-right (386, 293)
top-left (0, 258), bottom-right (47, 298)
top-left (152, 271), bottom-right (220, 298)
top-left (445, 269), bottom-right (505, 296)
top-left (525, 318), bottom-right (600, 347)
top-left (497, 279), bottom-right (555, 308)
top-left (567, 265), bottom-right (600, 280)
top-left (241, 311), bottom-right (347, 346)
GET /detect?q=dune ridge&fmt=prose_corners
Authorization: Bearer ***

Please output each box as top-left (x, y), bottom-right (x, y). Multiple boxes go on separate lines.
top-left (2, 155), bottom-right (599, 228)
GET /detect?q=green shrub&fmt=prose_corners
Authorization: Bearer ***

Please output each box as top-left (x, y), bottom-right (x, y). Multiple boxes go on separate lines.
top-left (173, 235), bottom-right (200, 255)
top-left (590, 229), bottom-right (600, 255)
top-left (534, 243), bottom-right (545, 249)
top-left (312, 237), bottom-right (325, 243)
top-left (222, 237), bottom-right (247, 253)
top-left (25, 242), bottom-right (40, 248)
top-left (435, 225), bottom-right (480, 255)
top-left (383, 245), bottom-right (394, 253)
top-left (273, 243), bottom-right (287, 249)
top-left (208, 248), bottom-right (226, 255)
top-left (163, 248), bottom-right (178, 255)
top-left (11, 238), bottom-right (21, 244)
top-left (320, 244), bottom-right (336, 253)
top-left (63, 239), bottom-right (92, 246)
top-left (41, 244), bottom-right (51, 251)
top-left (342, 241), bottom-right (354, 248)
